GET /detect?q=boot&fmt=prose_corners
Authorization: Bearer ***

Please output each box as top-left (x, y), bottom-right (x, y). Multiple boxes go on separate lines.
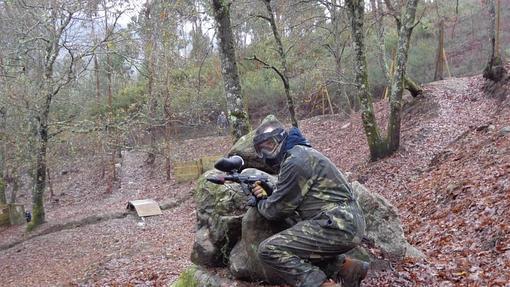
top-left (336, 256), bottom-right (369, 287)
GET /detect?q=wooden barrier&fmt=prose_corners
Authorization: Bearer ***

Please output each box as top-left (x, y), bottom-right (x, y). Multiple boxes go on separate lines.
top-left (174, 155), bottom-right (221, 183)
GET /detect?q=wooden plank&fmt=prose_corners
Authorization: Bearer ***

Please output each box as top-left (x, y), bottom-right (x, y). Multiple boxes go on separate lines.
top-left (174, 160), bottom-right (202, 183)
top-left (173, 156), bottom-right (222, 182)
top-left (200, 156), bottom-right (221, 172)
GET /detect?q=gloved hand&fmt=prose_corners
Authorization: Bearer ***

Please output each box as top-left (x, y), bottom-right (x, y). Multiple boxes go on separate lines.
top-left (253, 181), bottom-right (269, 199)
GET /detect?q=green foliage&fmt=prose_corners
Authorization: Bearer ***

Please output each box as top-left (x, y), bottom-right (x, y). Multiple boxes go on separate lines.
top-left (90, 83), bottom-right (146, 118)
top-left (171, 266), bottom-right (199, 287)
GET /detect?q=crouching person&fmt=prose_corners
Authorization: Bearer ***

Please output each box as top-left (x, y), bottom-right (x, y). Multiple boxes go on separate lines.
top-left (252, 119), bottom-right (369, 287)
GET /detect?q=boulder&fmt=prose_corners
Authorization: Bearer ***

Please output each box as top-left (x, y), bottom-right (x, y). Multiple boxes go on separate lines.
top-left (351, 181), bottom-right (424, 259)
top-left (190, 168), bottom-right (277, 267)
top-left (229, 207), bottom-right (288, 284)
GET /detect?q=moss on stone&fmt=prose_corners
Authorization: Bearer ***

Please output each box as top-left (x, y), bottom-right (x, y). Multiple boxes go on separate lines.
top-left (171, 266), bottom-right (199, 287)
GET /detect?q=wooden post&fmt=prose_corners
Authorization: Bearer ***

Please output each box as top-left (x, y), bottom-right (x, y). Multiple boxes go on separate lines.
top-left (323, 84), bottom-right (335, 114)
top-left (384, 48), bottom-right (397, 99)
top-left (321, 86), bottom-right (326, 115)
top-left (442, 48), bottom-right (452, 78)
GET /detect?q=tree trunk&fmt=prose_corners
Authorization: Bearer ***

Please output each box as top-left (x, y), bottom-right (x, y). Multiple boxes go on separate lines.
top-left (0, 109), bottom-right (5, 205)
top-left (262, 0), bottom-right (298, 127)
top-left (483, 0), bottom-right (506, 82)
top-left (211, 0), bottom-right (250, 141)
top-left (387, 0), bottom-right (420, 153)
top-left (434, 20), bottom-right (445, 80)
top-left (145, 0), bottom-right (157, 165)
top-left (329, 1), bottom-right (351, 114)
top-left (31, 93), bottom-right (51, 229)
top-left (105, 9), bottom-right (116, 191)
top-left (372, 0), bottom-right (390, 83)
top-left (346, 0), bottom-right (386, 161)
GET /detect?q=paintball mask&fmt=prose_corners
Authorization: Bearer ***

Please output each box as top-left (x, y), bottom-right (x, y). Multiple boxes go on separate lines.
top-left (253, 125), bottom-right (287, 160)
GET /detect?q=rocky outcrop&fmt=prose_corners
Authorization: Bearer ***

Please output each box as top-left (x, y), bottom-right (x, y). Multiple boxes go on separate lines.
top-left (351, 181), bottom-right (424, 259)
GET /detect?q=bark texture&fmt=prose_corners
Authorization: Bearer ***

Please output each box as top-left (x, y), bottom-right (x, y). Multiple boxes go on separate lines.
top-left (387, 0), bottom-right (420, 153)
top-left (211, 0), bottom-right (250, 140)
top-left (346, 0), bottom-right (386, 160)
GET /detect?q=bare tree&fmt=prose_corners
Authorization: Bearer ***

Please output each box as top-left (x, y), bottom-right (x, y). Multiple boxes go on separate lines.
top-left (257, 0), bottom-right (299, 127)
top-left (143, 0), bottom-right (158, 165)
top-left (2, 0), bottom-right (120, 229)
top-left (211, 0), bottom-right (250, 140)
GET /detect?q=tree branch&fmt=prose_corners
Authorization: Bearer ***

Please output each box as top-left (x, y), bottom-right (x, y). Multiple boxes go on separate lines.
top-left (245, 55), bottom-right (286, 86)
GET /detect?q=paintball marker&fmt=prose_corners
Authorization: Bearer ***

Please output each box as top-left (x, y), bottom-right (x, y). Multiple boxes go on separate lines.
top-left (206, 156), bottom-right (272, 206)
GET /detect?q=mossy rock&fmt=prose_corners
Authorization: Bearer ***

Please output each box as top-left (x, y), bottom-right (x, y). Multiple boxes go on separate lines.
top-left (191, 168), bottom-right (277, 267)
top-left (171, 265), bottom-right (239, 287)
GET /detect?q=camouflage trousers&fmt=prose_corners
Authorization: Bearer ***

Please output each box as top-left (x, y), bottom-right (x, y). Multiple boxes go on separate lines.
top-left (257, 207), bottom-right (364, 287)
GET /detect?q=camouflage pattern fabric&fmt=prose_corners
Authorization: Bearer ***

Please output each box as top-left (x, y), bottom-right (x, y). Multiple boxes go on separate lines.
top-left (257, 145), bottom-right (366, 287)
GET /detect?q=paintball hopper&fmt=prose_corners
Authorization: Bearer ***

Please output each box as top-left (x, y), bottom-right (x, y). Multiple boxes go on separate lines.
top-left (214, 155), bottom-right (244, 172)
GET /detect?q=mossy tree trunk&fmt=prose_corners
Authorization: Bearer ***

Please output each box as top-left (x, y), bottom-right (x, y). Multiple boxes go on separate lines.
top-left (261, 0), bottom-right (299, 127)
top-left (29, 6), bottom-right (75, 230)
top-left (483, 0), bottom-right (506, 82)
top-left (211, 0), bottom-right (250, 141)
top-left (347, 0), bottom-right (419, 160)
top-left (346, 0), bottom-right (386, 160)
top-left (387, 0), bottom-right (419, 153)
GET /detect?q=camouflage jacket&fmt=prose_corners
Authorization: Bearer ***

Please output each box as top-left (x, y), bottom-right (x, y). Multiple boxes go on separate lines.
top-left (257, 145), bottom-right (365, 236)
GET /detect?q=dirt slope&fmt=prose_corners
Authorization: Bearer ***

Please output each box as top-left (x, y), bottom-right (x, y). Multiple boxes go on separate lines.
top-left (0, 75), bottom-right (508, 286)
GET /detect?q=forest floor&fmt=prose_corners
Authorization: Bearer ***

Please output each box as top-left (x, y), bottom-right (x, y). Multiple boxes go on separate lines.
top-left (0, 74), bottom-right (509, 286)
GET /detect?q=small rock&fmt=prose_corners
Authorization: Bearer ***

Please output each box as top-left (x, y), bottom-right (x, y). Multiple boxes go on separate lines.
top-left (488, 125), bottom-right (496, 131)
top-left (500, 126), bottom-right (510, 136)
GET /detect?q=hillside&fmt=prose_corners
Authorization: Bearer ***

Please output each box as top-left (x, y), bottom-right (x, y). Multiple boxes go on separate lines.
top-left (0, 74), bottom-right (508, 286)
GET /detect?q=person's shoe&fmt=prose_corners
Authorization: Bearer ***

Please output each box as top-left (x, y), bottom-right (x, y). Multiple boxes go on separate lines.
top-left (337, 256), bottom-right (369, 287)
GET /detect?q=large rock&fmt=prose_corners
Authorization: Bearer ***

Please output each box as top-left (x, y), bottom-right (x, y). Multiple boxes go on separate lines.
top-left (228, 114), bottom-right (281, 174)
top-left (191, 168), bottom-right (278, 267)
top-left (229, 208), bottom-right (288, 284)
top-left (351, 181), bottom-right (424, 259)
